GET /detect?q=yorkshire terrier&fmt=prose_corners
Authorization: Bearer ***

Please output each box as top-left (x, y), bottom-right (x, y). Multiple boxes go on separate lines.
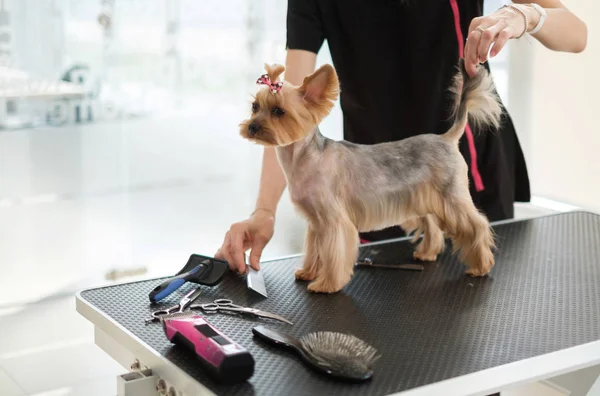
top-left (240, 59), bottom-right (502, 293)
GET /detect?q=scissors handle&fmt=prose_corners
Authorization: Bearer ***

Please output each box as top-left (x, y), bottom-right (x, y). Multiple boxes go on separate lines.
top-left (145, 309), bottom-right (170, 324)
top-left (201, 303), bottom-right (220, 312)
top-left (143, 303), bottom-right (179, 324)
top-left (200, 299), bottom-right (237, 312)
top-left (153, 309), bottom-right (173, 318)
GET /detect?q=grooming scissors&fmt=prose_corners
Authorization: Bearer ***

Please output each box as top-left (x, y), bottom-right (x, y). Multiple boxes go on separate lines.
top-left (192, 299), bottom-right (293, 325)
top-left (145, 287), bottom-right (203, 324)
top-left (355, 258), bottom-right (424, 271)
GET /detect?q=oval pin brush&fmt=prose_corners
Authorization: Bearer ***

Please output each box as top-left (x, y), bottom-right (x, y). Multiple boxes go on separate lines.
top-left (252, 326), bottom-right (379, 381)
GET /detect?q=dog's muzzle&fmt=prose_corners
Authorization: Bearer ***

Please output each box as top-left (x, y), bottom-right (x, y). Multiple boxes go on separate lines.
top-left (248, 123), bottom-right (260, 136)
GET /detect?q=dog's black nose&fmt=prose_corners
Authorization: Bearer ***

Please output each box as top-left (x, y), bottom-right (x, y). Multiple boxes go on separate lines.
top-left (248, 123), bottom-right (260, 136)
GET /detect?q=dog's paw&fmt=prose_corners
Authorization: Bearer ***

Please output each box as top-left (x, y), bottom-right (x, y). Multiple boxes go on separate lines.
top-left (466, 268), bottom-right (487, 277)
top-left (307, 282), bottom-right (340, 294)
top-left (465, 258), bottom-right (494, 277)
top-left (294, 268), bottom-right (316, 282)
top-left (306, 275), bottom-right (350, 294)
top-left (413, 251), bottom-right (438, 262)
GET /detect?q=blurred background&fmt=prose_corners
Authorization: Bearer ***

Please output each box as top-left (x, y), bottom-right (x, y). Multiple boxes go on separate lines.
top-left (0, 0), bottom-right (596, 394)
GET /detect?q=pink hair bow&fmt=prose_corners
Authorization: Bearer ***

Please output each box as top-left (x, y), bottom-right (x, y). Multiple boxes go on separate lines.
top-left (256, 74), bottom-right (283, 94)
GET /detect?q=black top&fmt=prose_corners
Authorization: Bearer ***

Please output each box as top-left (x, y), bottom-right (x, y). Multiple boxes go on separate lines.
top-left (286, 0), bottom-right (531, 241)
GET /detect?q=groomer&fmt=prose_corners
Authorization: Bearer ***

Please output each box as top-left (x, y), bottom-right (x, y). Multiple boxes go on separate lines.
top-left (216, 1), bottom-right (587, 274)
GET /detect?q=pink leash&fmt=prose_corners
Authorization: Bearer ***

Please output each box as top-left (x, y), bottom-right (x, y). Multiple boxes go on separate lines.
top-left (449, 0), bottom-right (485, 192)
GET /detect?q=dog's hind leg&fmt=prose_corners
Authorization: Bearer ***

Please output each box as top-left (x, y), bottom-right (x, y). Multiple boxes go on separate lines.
top-left (439, 196), bottom-right (495, 277)
top-left (411, 215), bottom-right (445, 262)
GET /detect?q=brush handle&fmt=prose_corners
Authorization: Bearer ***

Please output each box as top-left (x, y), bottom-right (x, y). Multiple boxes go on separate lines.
top-left (149, 264), bottom-right (205, 303)
top-left (184, 256), bottom-right (229, 285)
top-left (253, 326), bottom-right (337, 377)
top-left (252, 326), bottom-right (303, 351)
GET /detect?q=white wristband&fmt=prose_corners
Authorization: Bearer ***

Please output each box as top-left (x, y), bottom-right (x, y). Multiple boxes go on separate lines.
top-left (527, 3), bottom-right (547, 35)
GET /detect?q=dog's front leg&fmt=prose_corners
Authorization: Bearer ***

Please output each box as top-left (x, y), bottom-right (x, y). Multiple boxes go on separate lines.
top-left (295, 225), bottom-right (319, 281)
top-left (307, 214), bottom-right (359, 294)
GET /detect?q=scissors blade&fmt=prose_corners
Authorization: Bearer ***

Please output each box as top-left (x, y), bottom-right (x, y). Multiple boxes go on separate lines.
top-left (246, 308), bottom-right (293, 325)
top-left (180, 287), bottom-right (203, 310)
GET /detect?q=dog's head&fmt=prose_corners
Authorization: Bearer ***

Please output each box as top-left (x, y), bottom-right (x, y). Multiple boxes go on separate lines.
top-left (239, 63), bottom-right (339, 146)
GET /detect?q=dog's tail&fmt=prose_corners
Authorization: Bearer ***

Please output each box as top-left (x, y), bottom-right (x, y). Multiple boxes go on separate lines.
top-left (444, 59), bottom-right (502, 141)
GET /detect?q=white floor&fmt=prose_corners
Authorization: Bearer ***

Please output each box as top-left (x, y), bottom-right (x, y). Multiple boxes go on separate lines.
top-left (0, 114), bottom-right (593, 395)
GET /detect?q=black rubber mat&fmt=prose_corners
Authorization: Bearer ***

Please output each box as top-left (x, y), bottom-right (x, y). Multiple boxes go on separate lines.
top-left (80, 211), bottom-right (600, 395)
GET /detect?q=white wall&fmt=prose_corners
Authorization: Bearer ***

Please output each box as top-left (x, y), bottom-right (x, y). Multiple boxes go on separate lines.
top-left (508, 1), bottom-right (600, 212)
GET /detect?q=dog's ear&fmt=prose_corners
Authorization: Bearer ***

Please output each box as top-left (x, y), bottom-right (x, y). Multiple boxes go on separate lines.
top-left (264, 63), bottom-right (285, 82)
top-left (298, 64), bottom-right (339, 108)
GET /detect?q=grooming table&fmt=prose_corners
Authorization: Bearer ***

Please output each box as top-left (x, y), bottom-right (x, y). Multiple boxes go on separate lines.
top-left (76, 211), bottom-right (600, 396)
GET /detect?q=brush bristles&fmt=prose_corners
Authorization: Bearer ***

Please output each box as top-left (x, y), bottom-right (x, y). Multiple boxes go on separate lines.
top-left (299, 331), bottom-right (379, 378)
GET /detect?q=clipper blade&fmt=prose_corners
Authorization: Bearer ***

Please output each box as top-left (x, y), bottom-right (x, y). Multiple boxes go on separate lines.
top-left (159, 311), bottom-right (199, 323)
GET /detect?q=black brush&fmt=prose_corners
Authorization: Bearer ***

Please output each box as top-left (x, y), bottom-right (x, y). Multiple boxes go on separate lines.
top-left (252, 326), bottom-right (379, 381)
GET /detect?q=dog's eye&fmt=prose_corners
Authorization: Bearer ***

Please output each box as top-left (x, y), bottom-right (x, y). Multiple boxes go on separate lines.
top-left (252, 102), bottom-right (259, 113)
top-left (272, 107), bottom-right (285, 117)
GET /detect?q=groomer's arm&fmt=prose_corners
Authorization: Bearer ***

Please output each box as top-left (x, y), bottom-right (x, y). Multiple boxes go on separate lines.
top-left (514, 0), bottom-right (587, 52)
top-left (215, 50), bottom-right (317, 274)
top-left (464, 0), bottom-right (587, 76)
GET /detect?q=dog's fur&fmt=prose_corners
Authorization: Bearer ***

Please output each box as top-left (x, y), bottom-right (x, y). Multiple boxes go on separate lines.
top-left (240, 60), bottom-right (502, 293)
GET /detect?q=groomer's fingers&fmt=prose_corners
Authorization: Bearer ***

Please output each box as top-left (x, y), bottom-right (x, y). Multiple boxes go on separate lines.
top-left (465, 28), bottom-right (484, 77)
top-left (464, 51), bottom-right (478, 78)
top-left (467, 16), bottom-right (485, 37)
top-left (477, 21), bottom-right (505, 64)
top-left (490, 28), bottom-right (512, 58)
top-left (219, 232), bottom-right (236, 271)
top-left (248, 235), bottom-right (268, 271)
top-left (229, 225), bottom-right (248, 274)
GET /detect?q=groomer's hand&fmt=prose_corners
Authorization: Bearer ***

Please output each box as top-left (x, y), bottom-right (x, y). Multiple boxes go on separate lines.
top-left (215, 209), bottom-right (275, 274)
top-left (464, 4), bottom-right (540, 77)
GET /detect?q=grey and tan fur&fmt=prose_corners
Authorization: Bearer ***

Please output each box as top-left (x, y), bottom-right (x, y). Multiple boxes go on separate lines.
top-left (240, 59), bottom-right (502, 293)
